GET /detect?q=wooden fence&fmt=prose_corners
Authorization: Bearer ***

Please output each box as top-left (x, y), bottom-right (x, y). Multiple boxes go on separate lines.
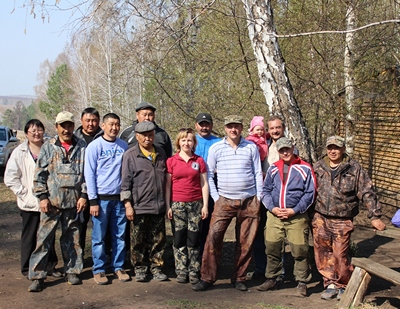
top-left (351, 101), bottom-right (400, 210)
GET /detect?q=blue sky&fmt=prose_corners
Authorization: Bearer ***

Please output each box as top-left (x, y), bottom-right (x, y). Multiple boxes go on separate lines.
top-left (0, 2), bottom-right (80, 97)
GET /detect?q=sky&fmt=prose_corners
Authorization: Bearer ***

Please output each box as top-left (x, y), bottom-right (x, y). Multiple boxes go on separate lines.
top-left (0, 2), bottom-right (81, 97)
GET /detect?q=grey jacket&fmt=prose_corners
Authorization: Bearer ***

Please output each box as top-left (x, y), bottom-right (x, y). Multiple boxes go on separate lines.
top-left (120, 143), bottom-right (167, 215)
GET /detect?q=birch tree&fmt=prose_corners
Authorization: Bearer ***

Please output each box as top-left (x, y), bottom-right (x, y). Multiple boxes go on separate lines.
top-left (242, 0), bottom-right (316, 162)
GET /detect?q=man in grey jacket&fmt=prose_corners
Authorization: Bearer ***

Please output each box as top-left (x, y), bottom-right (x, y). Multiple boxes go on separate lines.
top-left (121, 121), bottom-right (168, 282)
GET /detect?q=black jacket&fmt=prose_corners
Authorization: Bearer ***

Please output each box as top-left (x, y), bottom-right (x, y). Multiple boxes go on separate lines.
top-left (119, 120), bottom-right (172, 157)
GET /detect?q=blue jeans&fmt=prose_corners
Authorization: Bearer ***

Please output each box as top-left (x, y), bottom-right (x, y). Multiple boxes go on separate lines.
top-left (92, 199), bottom-right (127, 274)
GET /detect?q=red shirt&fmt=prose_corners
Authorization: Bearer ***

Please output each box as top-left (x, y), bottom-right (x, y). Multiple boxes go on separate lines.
top-left (166, 153), bottom-right (207, 202)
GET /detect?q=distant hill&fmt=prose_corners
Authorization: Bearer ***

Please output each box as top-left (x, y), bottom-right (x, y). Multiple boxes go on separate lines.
top-left (0, 96), bottom-right (36, 120)
top-left (0, 96), bottom-right (36, 107)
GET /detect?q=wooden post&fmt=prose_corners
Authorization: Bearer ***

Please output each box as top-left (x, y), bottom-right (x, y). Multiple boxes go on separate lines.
top-left (338, 267), bottom-right (367, 309)
top-left (353, 271), bottom-right (371, 307)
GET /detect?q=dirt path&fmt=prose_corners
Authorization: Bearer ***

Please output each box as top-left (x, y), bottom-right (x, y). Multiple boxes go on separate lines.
top-left (1, 176), bottom-right (400, 309)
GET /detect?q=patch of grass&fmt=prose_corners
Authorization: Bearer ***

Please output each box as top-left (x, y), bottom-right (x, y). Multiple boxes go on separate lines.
top-left (350, 241), bottom-right (360, 257)
top-left (165, 299), bottom-right (208, 309)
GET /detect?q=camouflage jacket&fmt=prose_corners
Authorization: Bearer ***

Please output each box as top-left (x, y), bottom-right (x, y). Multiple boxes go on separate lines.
top-left (33, 135), bottom-right (87, 209)
top-left (313, 154), bottom-right (382, 219)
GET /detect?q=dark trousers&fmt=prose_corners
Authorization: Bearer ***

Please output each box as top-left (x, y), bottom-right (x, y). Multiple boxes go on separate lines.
top-left (252, 205), bottom-right (267, 274)
top-left (20, 210), bottom-right (58, 276)
top-left (199, 194), bottom-right (214, 257)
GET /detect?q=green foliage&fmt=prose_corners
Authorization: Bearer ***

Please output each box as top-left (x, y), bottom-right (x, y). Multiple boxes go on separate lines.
top-left (39, 63), bottom-right (75, 120)
top-left (140, 0), bottom-right (268, 136)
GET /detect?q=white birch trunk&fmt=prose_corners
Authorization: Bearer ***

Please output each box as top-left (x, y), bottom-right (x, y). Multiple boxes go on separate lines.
top-left (242, 0), bottom-right (316, 163)
top-left (344, 2), bottom-right (356, 155)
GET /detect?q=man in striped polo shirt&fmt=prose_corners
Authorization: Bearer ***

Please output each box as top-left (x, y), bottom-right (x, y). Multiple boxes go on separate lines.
top-left (192, 115), bottom-right (263, 292)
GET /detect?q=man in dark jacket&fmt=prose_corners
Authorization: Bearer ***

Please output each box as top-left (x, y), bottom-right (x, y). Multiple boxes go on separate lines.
top-left (312, 135), bottom-right (386, 301)
top-left (119, 102), bottom-right (172, 157)
top-left (74, 107), bottom-right (103, 255)
top-left (120, 121), bottom-right (168, 282)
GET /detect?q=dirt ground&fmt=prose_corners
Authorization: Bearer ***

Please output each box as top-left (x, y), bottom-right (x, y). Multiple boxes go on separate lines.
top-left (1, 172), bottom-right (400, 309)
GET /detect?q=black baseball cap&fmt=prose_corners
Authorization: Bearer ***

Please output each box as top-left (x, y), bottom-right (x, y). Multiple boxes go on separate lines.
top-left (196, 113), bottom-right (213, 124)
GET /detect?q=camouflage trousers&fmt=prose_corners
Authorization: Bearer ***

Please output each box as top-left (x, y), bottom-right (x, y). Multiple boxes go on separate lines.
top-left (130, 213), bottom-right (166, 273)
top-left (312, 212), bottom-right (354, 288)
top-left (170, 200), bottom-right (202, 276)
top-left (201, 195), bottom-right (259, 283)
top-left (28, 207), bottom-right (83, 280)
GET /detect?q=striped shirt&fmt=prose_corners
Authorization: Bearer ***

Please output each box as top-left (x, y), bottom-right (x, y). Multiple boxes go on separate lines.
top-left (207, 136), bottom-right (263, 201)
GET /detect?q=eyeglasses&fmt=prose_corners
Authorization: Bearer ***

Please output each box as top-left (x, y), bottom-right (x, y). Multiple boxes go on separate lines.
top-left (28, 129), bottom-right (44, 135)
top-left (179, 128), bottom-right (194, 133)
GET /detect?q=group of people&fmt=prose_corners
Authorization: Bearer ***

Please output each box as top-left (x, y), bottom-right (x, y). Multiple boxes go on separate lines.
top-left (4, 102), bottom-right (386, 301)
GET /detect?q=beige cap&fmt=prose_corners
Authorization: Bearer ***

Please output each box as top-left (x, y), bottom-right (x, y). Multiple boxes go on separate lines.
top-left (55, 111), bottom-right (75, 124)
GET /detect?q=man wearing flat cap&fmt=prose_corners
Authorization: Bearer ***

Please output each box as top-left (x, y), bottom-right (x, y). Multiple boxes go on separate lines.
top-left (312, 135), bottom-right (386, 301)
top-left (120, 121), bottom-right (169, 282)
top-left (119, 101), bottom-right (172, 157)
top-left (28, 111), bottom-right (87, 292)
top-left (257, 137), bottom-right (316, 297)
top-left (192, 115), bottom-right (263, 292)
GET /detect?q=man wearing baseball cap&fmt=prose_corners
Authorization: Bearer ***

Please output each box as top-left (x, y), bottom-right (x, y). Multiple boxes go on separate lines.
top-left (28, 111), bottom-right (87, 292)
top-left (193, 115), bottom-right (263, 292)
top-left (257, 137), bottom-right (316, 297)
top-left (120, 101), bottom-right (172, 157)
top-left (312, 135), bottom-right (386, 300)
top-left (194, 112), bottom-right (220, 256)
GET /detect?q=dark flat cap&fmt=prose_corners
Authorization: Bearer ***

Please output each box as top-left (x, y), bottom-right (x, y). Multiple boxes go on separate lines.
top-left (135, 102), bottom-right (157, 112)
top-left (135, 121), bottom-right (156, 133)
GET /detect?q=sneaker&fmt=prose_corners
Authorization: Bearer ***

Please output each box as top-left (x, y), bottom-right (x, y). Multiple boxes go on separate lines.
top-left (115, 270), bottom-right (130, 282)
top-left (256, 279), bottom-right (277, 291)
top-left (28, 279), bottom-right (43, 292)
top-left (93, 272), bottom-right (108, 285)
top-left (297, 282), bottom-right (307, 297)
top-left (337, 288), bottom-right (345, 301)
top-left (152, 269), bottom-right (168, 281)
top-left (66, 273), bottom-right (82, 285)
top-left (176, 273), bottom-right (188, 283)
top-left (192, 280), bottom-right (213, 291)
top-left (232, 281), bottom-right (248, 291)
top-left (189, 273), bottom-right (199, 284)
top-left (321, 284), bottom-right (338, 300)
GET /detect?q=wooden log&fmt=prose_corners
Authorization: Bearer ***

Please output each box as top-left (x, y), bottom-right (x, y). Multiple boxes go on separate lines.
top-left (352, 271), bottom-right (371, 307)
top-left (338, 267), bottom-right (366, 309)
top-left (376, 227), bottom-right (400, 239)
top-left (351, 257), bottom-right (400, 285)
